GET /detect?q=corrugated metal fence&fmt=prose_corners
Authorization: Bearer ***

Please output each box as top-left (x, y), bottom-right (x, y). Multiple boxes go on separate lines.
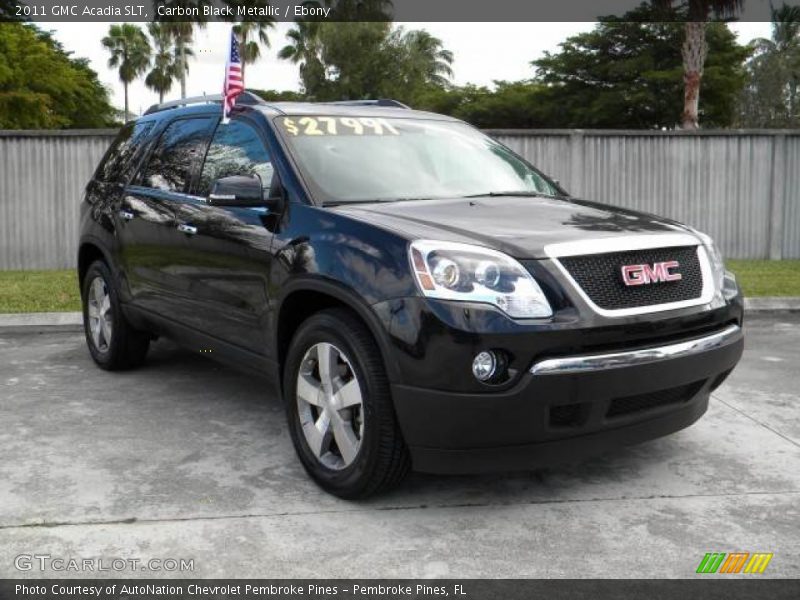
top-left (489, 129), bottom-right (800, 261)
top-left (0, 128), bottom-right (798, 270)
top-left (1, 130), bottom-right (117, 270)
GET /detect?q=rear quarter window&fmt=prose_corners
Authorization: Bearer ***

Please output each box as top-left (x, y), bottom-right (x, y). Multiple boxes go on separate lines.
top-left (94, 121), bottom-right (155, 184)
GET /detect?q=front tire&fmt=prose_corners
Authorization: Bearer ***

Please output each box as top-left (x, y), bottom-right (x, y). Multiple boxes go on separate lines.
top-left (284, 308), bottom-right (410, 498)
top-left (81, 260), bottom-right (149, 370)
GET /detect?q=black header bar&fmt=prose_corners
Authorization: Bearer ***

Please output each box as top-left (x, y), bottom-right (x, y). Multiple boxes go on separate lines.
top-left (3, 0), bottom-right (797, 23)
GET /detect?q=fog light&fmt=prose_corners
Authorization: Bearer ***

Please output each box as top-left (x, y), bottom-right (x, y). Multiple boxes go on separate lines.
top-left (472, 351), bottom-right (497, 382)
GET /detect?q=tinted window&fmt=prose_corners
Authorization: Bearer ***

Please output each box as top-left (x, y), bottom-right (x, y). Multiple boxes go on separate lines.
top-left (95, 121), bottom-right (154, 183)
top-left (276, 116), bottom-right (559, 203)
top-left (137, 117), bottom-right (215, 193)
top-left (197, 120), bottom-right (274, 197)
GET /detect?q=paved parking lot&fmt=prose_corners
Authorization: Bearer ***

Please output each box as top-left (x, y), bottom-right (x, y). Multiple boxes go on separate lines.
top-left (0, 315), bottom-right (798, 578)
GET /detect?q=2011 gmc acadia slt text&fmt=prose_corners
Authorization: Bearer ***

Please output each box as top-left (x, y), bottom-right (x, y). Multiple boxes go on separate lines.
top-left (78, 94), bottom-right (744, 498)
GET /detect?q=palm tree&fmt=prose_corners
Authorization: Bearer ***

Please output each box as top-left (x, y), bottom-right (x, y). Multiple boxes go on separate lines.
top-left (229, 1), bottom-right (276, 75)
top-left (145, 23), bottom-right (177, 103)
top-left (234, 21), bottom-right (275, 74)
top-left (279, 20), bottom-right (325, 95)
top-left (155, 1), bottom-right (206, 98)
top-left (278, 20), bottom-right (318, 66)
top-left (401, 30), bottom-right (454, 88)
top-left (163, 22), bottom-right (199, 99)
top-left (102, 24), bottom-right (151, 121)
top-left (652, 0), bottom-right (743, 129)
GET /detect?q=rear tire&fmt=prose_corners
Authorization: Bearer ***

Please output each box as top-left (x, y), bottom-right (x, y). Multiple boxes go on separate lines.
top-left (284, 308), bottom-right (410, 498)
top-left (81, 260), bottom-right (149, 370)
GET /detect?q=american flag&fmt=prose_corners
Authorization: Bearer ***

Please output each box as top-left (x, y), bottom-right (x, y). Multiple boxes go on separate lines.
top-left (222, 28), bottom-right (244, 123)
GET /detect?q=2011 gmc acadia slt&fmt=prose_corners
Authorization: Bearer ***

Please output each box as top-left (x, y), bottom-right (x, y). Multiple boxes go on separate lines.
top-left (78, 93), bottom-right (744, 498)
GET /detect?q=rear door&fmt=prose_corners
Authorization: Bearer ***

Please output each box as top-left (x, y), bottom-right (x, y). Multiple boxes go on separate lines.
top-left (167, 116), bottom-right (278, 353)
top-left (86, 120), bottom-right (154, 293)
top-left (118, 116), bottom-right (216, 318)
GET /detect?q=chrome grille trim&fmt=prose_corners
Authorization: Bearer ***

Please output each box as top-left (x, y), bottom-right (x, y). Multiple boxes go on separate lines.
top-left (544, 233), bottom-right (701, 258)
top-left (544, 234), bottom-right (716, 317)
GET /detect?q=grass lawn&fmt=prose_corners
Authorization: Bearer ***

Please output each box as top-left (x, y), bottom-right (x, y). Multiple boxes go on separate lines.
top-left (726, 260), bottom-right (800, 298)
top-left (0, 261), bottom-right (799, 313)
top-left (0, 270), bottom-right (80, 313)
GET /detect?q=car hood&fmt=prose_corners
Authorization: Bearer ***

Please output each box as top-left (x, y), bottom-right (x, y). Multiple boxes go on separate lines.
top-left (330, 196), bottom-right (692, 259)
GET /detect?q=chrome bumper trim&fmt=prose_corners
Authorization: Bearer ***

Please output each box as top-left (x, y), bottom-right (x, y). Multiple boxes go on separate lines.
top-left (530, 324), bottom-right (742, 376)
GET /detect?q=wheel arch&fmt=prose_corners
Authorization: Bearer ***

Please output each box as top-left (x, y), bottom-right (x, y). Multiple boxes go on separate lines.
top-left (274, 278), bottom-right (400, 388)
top-left (77, 238), bottom-right (114, 290)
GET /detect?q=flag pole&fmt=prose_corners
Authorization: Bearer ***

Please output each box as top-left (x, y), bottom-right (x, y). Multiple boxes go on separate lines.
top-left (221, 30), bottom-right (230, 125)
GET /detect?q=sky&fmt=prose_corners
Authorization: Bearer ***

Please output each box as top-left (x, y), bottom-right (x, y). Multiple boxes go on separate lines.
top-left (43, 21), bottom-right (773, 115)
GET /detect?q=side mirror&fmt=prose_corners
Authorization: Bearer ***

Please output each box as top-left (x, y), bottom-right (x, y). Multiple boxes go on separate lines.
top-left (207, 175), bottom-right (284, 212)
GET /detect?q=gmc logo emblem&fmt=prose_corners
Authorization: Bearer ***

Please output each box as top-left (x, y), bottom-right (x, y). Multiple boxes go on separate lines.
top-left (621, 261), bottom-right (682, 286)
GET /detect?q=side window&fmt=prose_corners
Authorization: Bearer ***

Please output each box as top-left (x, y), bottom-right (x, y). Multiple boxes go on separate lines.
top-left (136, 117), bottom-right (215, 193)
top-left (197, 120), bottom-right (274, 197)
top-left (95, 121), bottom-right (154, 184)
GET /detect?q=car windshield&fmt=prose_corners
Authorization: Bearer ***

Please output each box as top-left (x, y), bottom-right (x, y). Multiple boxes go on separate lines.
top-left (275, 116), bottom-right (561, 204)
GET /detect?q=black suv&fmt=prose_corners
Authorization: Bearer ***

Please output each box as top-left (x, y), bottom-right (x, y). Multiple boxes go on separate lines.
top-left (79, 93), bottom-right (744, 498)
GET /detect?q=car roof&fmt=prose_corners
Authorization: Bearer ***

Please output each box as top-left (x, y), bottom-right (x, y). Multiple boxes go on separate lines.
top-left (136, 96), bottom-right (460, 125)
top-left (255, 102), bottom-right (459, 122)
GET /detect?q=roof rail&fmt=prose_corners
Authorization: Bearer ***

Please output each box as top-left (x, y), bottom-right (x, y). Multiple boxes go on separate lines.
top-left (324, 99), bottom-right (410, 109)
top-left (144, 91), bottom-right (266, 115)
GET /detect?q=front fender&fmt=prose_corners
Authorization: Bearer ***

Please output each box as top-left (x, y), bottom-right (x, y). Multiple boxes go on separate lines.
top-left (269, 204), bottom-right (421, 383)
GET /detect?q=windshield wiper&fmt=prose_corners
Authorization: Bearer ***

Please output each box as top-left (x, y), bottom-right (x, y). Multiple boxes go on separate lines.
top-left (323, 197), bottom-right (433, 206)
top-left (462, 191), bottom-right (555, 199)
top-left (323, 192), bottom-right (564, 206)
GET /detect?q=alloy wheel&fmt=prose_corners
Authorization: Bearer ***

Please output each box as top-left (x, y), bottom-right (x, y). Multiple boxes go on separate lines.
top-left (87, 276), bottom-right (113, 353)
top-left (296, 342), bottom-right (364, 470)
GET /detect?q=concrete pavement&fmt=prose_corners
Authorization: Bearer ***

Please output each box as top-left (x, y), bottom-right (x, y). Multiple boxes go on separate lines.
top-left (0, 315), bottom-right (798, 578)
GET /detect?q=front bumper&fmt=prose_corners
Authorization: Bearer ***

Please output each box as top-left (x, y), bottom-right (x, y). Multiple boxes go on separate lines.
top-left (392, 324), bottom-right (743, 474)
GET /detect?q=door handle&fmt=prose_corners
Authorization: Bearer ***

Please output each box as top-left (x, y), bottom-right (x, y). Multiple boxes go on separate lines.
top-left (177, 223), bottom-right (198, 235)
top-left (119, 209), bottom-right (135, 221)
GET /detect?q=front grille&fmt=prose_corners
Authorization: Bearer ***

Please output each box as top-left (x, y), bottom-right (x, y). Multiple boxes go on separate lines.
top-left (559, 246), bottom-right (703, 310)
top-left (606, 380), bottom-right (706, 419)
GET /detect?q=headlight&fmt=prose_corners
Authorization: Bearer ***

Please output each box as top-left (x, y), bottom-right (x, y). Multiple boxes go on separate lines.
top-left (409, 240), bottom-right (553, 318)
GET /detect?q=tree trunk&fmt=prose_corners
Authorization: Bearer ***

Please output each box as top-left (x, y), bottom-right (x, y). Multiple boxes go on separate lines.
top-left (681, 21), bottom-right (708, 130)
top-left (159, 90), bottom-right (164, 104)
top-left (124, 81), bottom-right (129, 123)
top-left (179, 42), bottom-right (187, 99)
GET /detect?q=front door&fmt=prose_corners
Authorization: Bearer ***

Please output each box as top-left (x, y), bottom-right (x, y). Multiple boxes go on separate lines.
top-left (168, 116), bottom-right (278, 354)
